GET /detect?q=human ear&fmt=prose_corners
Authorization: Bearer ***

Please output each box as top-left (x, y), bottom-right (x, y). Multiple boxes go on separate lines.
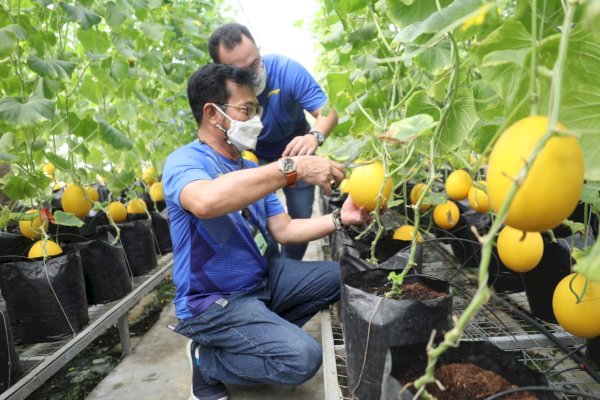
top-left (204, 103), bottom-right (219, 124)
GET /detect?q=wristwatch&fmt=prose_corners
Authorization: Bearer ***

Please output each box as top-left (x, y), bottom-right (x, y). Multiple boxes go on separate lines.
top-left (278, 157), bottom-right (297, 187)
top-left (309, 129), bottom-right (325, 146)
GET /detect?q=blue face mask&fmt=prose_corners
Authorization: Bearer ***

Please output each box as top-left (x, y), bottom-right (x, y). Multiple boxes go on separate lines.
top-left (213, 104), bottom-right (264, 151)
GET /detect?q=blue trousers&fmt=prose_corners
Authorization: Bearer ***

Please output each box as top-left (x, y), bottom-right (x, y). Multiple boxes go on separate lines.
top-left (281, 179), bottom-right (316, 260)
top-left (174, 257), bottom-right (340, 386)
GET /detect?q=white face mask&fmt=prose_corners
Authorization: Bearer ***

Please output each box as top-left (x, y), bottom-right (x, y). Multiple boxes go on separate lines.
top-left (254, 67), bottom-right (267, 96)
top-left (213, 104), bottom-right (263, 151)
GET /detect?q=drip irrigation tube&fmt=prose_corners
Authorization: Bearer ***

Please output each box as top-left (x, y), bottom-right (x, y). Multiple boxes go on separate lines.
top-left (494, 295), bottom-right (600, 384)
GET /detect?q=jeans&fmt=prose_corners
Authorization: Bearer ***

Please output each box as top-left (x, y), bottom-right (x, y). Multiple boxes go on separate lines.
top-left (174, 257), bottom-right (340, 386)
top-left (281, 179), bottom-right (316, 260)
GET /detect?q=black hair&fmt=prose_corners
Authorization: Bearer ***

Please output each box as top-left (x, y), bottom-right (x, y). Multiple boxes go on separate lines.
top-left (187, 63), bottom-right (255, 125)
top-left (208, 23), bottom-right (256, 63)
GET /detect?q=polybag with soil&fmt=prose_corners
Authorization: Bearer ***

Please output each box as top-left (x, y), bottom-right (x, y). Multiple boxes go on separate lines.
top-left (0, 251), bottom-right (89, 343)
top-left (380, 341), bottom-right (557, 400)
top-left (341, 264), bottom-right (452, 400)
top-left (66, 238), bottom-right (133, 304)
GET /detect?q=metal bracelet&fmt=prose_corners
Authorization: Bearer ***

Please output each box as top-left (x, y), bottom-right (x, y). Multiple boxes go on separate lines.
top-left (331, 209), bottom-right (348, 231)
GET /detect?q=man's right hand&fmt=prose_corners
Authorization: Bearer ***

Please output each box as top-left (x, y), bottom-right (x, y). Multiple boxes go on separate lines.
top-left (293, 156), bottom-right (344, 196)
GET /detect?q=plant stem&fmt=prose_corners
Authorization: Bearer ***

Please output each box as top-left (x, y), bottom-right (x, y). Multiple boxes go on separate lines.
top-left (529, 0), bottom-right (539, 115)
top-left (396, 33), bottom-right (461, 286)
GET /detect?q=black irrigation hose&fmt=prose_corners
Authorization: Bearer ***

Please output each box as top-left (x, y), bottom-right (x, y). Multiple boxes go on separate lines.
top-left (543, 343), bottom-right (588, 374)
top-left (484, 386), bottom-right (600, 400)
top-left (494, 295), bottom-right (600, 385)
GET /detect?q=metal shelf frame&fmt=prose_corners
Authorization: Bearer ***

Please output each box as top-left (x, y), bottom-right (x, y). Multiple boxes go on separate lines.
top-left (2, 254), bottom-right (173, 400)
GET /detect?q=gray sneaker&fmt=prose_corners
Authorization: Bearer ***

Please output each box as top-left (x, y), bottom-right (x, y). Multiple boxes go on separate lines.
top-left (186, 340), bottom-right (228, 400)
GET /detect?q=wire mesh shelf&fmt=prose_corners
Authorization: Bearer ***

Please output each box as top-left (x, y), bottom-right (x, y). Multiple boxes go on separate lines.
top-left (325, 241), bottom-right (600, 400)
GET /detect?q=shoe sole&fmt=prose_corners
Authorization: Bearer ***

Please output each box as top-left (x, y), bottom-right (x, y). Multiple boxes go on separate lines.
top-left (186, 340), bottom-right (228, 400)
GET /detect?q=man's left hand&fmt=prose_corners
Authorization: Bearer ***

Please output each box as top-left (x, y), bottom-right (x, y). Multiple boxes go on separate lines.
top-left (282, 134), bottom-right (319, 157)
top-left (340, 195), bottom-right (371, 226)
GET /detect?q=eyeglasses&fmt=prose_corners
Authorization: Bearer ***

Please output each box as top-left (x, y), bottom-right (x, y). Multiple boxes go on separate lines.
top-left (219, 103), bottom-right (263, 119)
top-left (247, 55), bottom-right (263, 72)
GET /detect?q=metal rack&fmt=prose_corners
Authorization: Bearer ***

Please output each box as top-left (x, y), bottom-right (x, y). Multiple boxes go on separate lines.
top-left (321, 241), bottom-right (600, 400)
top-left (2, 253), bottom-right (173, 400)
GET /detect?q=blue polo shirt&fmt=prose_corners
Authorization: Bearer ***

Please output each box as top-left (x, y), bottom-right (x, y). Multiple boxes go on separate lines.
top-left (255, 54), bottom-right (328, 159)
top-left (162, 140), bottom-right (285, 319)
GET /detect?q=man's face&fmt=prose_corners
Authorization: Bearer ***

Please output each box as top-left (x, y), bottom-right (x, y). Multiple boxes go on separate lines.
top-left (218, 35), bottom-right (262, 73)
top-left (216, 80), bottom-right (261, 126)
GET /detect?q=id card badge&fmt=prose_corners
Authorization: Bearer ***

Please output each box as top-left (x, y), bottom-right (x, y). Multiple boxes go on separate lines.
top-left (241, 208), bottom-right (268, 256)
top-left (253, 230), bottom-right (268, 256)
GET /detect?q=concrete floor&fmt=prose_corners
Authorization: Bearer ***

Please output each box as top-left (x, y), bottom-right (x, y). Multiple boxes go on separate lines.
top-left (85, 304), bottom-right (325, 400)
top-left (86, 190), bottom-right (328, 400)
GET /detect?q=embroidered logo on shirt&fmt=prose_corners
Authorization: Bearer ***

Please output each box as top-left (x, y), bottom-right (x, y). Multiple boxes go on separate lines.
top-left (267, 89), bottom-right (280, 97)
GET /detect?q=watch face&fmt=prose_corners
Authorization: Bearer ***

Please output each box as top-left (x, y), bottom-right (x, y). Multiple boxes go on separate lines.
top-left (313, 131), bottom-right (324, 144)
top-left (280, 158), bottom-right (296, 173)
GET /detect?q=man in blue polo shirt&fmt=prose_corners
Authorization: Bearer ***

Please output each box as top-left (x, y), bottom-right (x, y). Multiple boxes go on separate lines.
top-left (163, 63), bottom-right (367, 400)
top-left (208, 23), bottom-right (339, 261)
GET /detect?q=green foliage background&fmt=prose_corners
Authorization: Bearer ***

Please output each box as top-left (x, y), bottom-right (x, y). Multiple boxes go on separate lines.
top-left (0, 0), bottom-right (227, 206)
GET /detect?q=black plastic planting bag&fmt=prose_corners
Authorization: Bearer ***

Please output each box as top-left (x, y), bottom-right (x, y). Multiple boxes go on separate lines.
top-left (0, 230), bottom-right (31, 258)
top-left (0, 252), bottom-right (89, 343)
top-left (150, 211), bottom-right (172, 254)
top-left (319, 189), bottom-right (347, 215)
top-left (434, 209), bottom-right (523, 293)
top-left (99, 219), bottom-right (157, 276)
top-left (588, 337), bottom-right (600, 367)
top-left (49, 213), bottom-right (110, 244)
top-left (380, 341), bottom-right (556, 400)
top-left (330, 229), bottom-right (355, 262)
top-left (66, 239), bottom-right (132, 304)
top-left (522, 236), bottom-right (572, 323)
top-left (342, 269), bottom-right (452, 400)
top-left (0, 294), bottom-right (20, 393)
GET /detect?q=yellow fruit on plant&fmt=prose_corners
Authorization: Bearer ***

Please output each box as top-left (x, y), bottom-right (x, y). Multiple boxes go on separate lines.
top-left (28, 239), bottom-right (63, 259)
top-left (486, 116), bottom-right (584, 232)
top-left (410, 183), bottom-right (431, 211)
top-left (339, 178), bottom-right (350, 194)
top-left (393, 225), bottom-right (423, 242)
top-left (468, 182), bottom-right (490, 213)
top-left (241, 150), bottom-right (259, 164)
top-left (107, 201), bottom-right (127, 223)
top-left (127, 198), bottom-right (147, 214)
top-left (143, 167), bottom-right (157, 186)
top-left (348, 161), bottom-right (393, 212)
top-left (84, 185), bottom-right (99, 202)
top-left (61, 185), bottom-right (92, 218)
top-left (19, 209), bottom-right (48, 239)
top-left (149, 182), bottom-right (164, 202)
top-left (43, 162), bottom-right (55, 177)
top-left (552, 273), bottom-right (600, 338)
top-left (53, 181), bottom-right (65, 191)
top-left (497, 226), bottom-right (543, 272)
top-left (433, 200), bottom-right (460, 230)
top-left (445, 169), bottom-right (472, 201)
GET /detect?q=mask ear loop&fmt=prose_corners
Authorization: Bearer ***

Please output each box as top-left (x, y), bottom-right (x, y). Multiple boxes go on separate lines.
top-left (211, 104), bottom-right (245, 169)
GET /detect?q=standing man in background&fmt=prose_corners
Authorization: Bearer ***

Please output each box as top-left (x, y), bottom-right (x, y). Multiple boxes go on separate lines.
top-left (208, 23), bottom-right (339, 260)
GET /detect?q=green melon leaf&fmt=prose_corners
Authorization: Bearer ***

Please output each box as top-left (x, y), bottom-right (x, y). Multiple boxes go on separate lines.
top-left (0, 97), bottom-right (55, 127)
top-left (27, 56), bottom-right (77, 82)
top-left (59, 2), bottom-right (102, 29)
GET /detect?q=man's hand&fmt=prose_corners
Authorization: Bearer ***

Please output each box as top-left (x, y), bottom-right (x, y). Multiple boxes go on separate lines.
top-left (282, 134), bottom-right (319, 157)
top-left (340, 195), bottom-right (371, 226)
top-left (294, 156), bottom-right (344, 196)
